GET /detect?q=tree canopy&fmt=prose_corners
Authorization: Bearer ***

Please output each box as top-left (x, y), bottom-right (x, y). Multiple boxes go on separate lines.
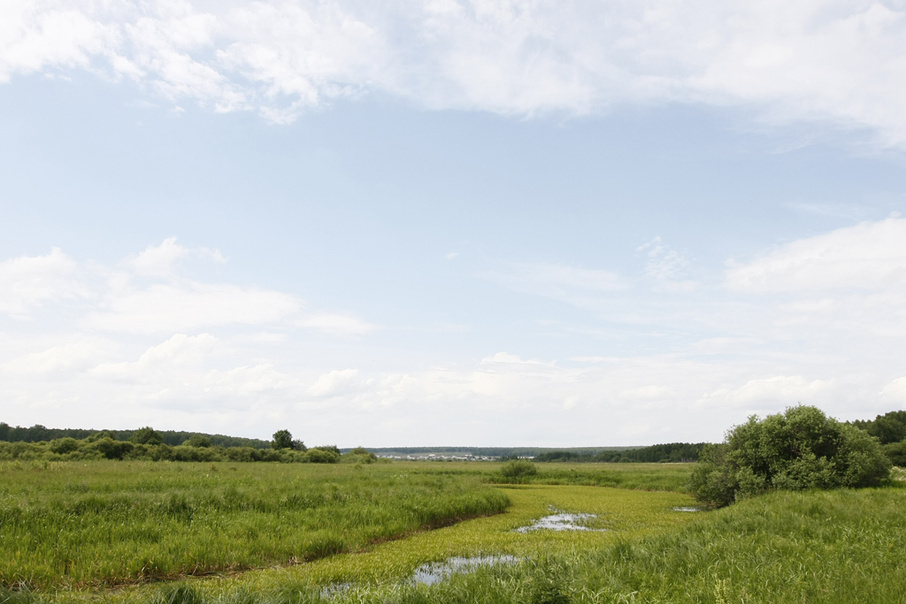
top-left (690, 405), bottom-right (890, 507)
top-left (130, 426), bottom-right (163, 446)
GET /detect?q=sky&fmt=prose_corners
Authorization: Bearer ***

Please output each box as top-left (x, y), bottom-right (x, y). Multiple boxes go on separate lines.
top-left (2, 0), bottom-right (906, 448)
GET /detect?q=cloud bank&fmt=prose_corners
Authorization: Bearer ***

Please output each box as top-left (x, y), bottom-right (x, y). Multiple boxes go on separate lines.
top-left (2, 221), bottom-right (906, 446)
top-left (3, 1), bottom-right (906, 143)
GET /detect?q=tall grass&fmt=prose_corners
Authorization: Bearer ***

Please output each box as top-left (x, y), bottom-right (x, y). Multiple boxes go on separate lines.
top-left (312, 486), bottom-right (906, 603)
top-left (400, 461), bottom-right (694, 492)
top-left (119, 484), bottom-right (699, 604)
top-left (0, 461), bottom-right (507, 589)
top-left (15, 461), bottom-right (897, 603)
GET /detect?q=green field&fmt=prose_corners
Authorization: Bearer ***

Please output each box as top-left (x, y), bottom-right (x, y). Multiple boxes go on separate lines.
top-left (0, 460), bottom-right (507, 590)
top-left (2, 461), bottom-right (905, 603)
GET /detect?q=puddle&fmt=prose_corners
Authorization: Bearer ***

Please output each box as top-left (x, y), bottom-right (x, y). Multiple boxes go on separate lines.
top-left (515, 509), bottom-right (605, 533)
top-left (672, 506), bottom-right (704, 512)
top-left (411, 555), bottom-right (519, 586)
top-left (320, 582), bottom-right (353, 598)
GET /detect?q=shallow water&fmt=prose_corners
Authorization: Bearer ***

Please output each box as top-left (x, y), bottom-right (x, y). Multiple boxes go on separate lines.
top-left (672, 506), bottom-right (703, 512)
top-left (411, 555), bottom-right (520, 585)
top-left (515, 510), bottom-right (605, 533)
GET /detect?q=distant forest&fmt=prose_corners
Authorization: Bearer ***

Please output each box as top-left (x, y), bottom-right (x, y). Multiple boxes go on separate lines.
top-left (2, 408), bottom-right (904, 465)
top-left (534, 442), bottom-right (706, 463)
top-left (369, 446), bottom-right (636, 458)
top-left (0, 423), bottom-right (271, 449)
top-left (369, 444), bottom-right (704, 462)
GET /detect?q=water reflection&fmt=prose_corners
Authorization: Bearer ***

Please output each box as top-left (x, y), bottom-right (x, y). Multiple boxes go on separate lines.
top-left (515, 509), bottom-right (605, 533)
top-left (411, 555), bottom-right (519, 585)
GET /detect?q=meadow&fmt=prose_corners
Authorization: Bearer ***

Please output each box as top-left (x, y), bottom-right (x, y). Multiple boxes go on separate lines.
top-left (2, 461), bottom-right (905, 603)
top-left (0, 460), bottom-right (507, 590)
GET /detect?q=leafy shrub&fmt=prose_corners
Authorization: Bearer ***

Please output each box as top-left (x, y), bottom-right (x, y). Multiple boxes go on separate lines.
top-left (690, 405), bottom-right (891, 507)
top-left (305, 447), bottom-right (341, 463)
top-left (882, 441), bottom-right (906, 467)
top-left (182, 435), bottom-right (211, 448)
top-left (343, 447), bottom-right (378, 463)
top-left (49, 438), bottom-right (80, 455)
top-left (89, 437), bottom-right (134, 460)
top-left (500, 459), bottom-right (539, 481)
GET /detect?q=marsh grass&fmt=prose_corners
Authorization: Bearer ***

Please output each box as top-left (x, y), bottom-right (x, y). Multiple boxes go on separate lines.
top-left (135, 485), bottom-right (906, 604)
top-left (492, 462), bottom-right (694, 492)
top-left (0, 461), bottom-right (507, 590)
top-left (10, 460), bottom-right (900, 603)
top-left (125, 484), bottom-right (699, 604)
top-left (314, 486), bottom-right (906, 603)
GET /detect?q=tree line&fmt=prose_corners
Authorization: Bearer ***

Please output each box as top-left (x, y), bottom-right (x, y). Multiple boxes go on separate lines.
top-left (850, 410), bottom-right (906, 466)
top-left (534, 442), bottom-right (706, 463)
top-left (0, 426), bottom-right (378, 464)
top-left (0, 422), bottom-right (271, 449)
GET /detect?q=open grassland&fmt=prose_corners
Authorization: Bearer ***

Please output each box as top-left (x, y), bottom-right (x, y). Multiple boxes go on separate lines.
top-left (4, 460), bottom-right (904, 603)
top-left (126, 484), bottom-right (906, 604)
top-left (333, 486), bottom-right (906, 604)
top-left (395, 461), bottom-right (693, 492)
top-left (0, 461), bottom-right (507, 590)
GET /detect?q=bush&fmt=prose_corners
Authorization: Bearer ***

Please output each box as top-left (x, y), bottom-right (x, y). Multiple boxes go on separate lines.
top-left (182, 435), bottom-right (211, 448)
top-left (130, 427), bottom-right (164, 445)
top-left (882, 441), bottom-right (906, 467)
top-left (89, 437), bottom-right (134, 460)
top-left (305, 447), bottom-right (341, 463)
top-left (500, 459), bottom-right (538, 481)
top-left (342, 447), bottom-right (378, 463)
top-left (49, 438), bottom-right (80, 455)
top-left (691, 405), bottom-right (891, 507)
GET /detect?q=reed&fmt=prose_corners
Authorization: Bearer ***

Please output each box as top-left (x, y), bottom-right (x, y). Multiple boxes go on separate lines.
top-left (0, 460), bottom-right (507, 590)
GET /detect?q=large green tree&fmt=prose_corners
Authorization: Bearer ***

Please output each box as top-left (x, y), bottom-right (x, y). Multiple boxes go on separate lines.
top-left (271, 429), bottom-right (295, 450)
top-left (130, 426), bottom-right (163, 445)
top-left (691, 405), bottom-right (890, 507)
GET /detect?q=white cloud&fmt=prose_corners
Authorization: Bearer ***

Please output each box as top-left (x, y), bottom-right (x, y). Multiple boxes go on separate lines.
top-left (126, 237), bottom-right (224, 278)
top-left (297, 313), bottom-right (378, 336)
top-left (0, 243), bottom-right (377, 339)
top-left (701, 375), bottom-right (836, 409)
top-left (0, 248), bottom-right (89, 317)
top-left (85, 281), bottom-right (302, 334)
top-left (204, 363), bottom-right (296, 396)
top-left (92, 333), bottom-right (219, 380)
top-left (3, 1), bottom-right (906, 143)
top-left (638, 237), bottom-right (696, 292)
top-left (307, 368), bottom-right (361, 397)
top-left (880, 376), bottom-right (906, 403)
top-left (480, 352), bottom-right (552, 366)
top-left (726, 217), bottom-right (906, 293)
top-left (482, 261), bottom-right (626, 308)
top-left (2, 338), bottom-right (113, 376)
top-left (5, 222), bottom-right (906, 445)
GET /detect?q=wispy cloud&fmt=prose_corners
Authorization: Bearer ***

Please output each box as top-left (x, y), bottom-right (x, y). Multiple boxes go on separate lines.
top-left (4, 1), bottom-right (906, 144)
top-left (638, 237), bottom-right (696, 292)
top-left (0, 242), bottom-right (376, 338)
top-left (3, 221), bottom-right (906, 445)
top-left (725, 217), bottom-right (906, 293)
top-left (0, 248), bottom-right (90, 318)
top-left (84, 281), bottom-right (302, 335)
top-left (126, 237), bottom-right (224, 278)
top-left (481, 261), bottom-right (626, 307)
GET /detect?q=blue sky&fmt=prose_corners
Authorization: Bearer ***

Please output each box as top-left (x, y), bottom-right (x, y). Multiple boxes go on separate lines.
top-left (2, 1), bottom-right (906, 447)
